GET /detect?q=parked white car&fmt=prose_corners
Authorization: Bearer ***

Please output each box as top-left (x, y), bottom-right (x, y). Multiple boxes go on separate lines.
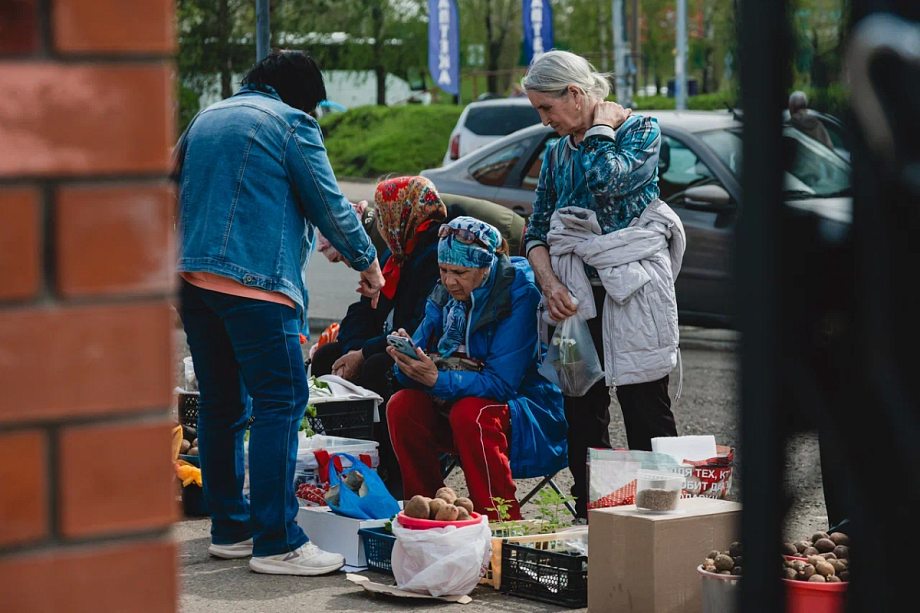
top-left (442, 98), bottom-right (542, 166)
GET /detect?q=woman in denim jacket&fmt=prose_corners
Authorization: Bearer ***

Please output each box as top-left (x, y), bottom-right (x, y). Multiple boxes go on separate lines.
top-left (175, 51), bottom-right (384, 576)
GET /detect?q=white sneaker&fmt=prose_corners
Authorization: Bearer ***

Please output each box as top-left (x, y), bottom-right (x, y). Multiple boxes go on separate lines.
top-left (208, 538), bottom-right (254, 559)
top-left (249, 543), bottom-right (345, 576)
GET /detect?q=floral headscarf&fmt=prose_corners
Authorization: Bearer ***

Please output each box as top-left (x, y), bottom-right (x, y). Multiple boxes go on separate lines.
top-left (375, 176), bottom-right (447, 262)
top-left (375, 176), bottom-right (447, 299)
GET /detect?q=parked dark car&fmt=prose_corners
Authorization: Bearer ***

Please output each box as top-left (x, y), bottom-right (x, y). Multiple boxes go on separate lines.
top-left (421, 111), bottom-right (852, 328)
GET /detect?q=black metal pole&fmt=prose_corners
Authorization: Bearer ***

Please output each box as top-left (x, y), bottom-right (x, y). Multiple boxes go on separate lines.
top-left (737, 0), bottom-right (788, 611)
top-left (256, 0), bottom-right (270, 62)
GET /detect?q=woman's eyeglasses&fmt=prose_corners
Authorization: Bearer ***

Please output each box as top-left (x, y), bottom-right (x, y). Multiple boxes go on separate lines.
top-left (438, 225), bottom-right (490, 249)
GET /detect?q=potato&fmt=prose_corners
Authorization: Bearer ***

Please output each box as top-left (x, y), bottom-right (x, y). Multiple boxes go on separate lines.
top-left (782, 542), bottom-right (799, 556)
top-left (803, 547), bottom-right (820, 556)
top-left (814, 538), bottom-right (836, 553)
top-left (733, 556), bottom-right (743, 567)
top-left (794, 541), bottom-right (812, 553)
top-left (719, 571), bottom-right (732, 575)
top-left (704, 565), bottom-right (717, 574)
top-left (708, 550), bottom-right (722, 561)
top-left (404, 495), bottom-right (431, 519)
top-left (808, 574), bottom-right (827, 583)
top-left (816, 561), bottom-right (836, 577)
top-left (729, 542), bottom-right (742, 558)
top-left (187, 447), bottom-right (199, 456)
top-left (435, 487), bottom-right (457, 504)
top-left (454, 497), bottom-right (474, 514)
top-left (180, 439), bottom-right (191, 454)
top-left (714, 554), bottom-right (735, 572)
top-left (830, 559), bottom-right (847, 574)
top-left (732, 566), bottom-right (742, 576)
top-left (784, 568), bottom-right (798, 580)
top-left (192, 438), bottom-right (198, 448)
top-left (811, 532), bottom-right (830, 544)
top-left (704, 558), bottom-right (716, 568)
top-left (791, 560), bottom-right (806, 572)
top-left (838, 570), bottom-right (850, 582)
top-left (829, 532), bottom-right (850, 547)
top-left (827, 575), bottom-right (842, 583)
top-left (435, 504), bottom-right (459, 521)
top-left (833, 545), bottom-right (849, 560)
top-left (820, 552), bottom-right (837, 561)
top-left (428, 498), bottom-right (447, 520)
top-left (807, 555), bottom-right (822, 567)
top-left (456, 507), bottom-right (471, 521)
top-left (798, 564), bottom-right (816, 580)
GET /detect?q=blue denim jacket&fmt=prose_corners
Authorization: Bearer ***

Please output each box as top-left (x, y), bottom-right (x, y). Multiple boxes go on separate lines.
top-left (175, 85), bottom-right (376, 325)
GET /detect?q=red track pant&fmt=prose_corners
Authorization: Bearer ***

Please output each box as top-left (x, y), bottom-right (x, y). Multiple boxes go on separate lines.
top-left (387, 389), bottom-right (522, 520)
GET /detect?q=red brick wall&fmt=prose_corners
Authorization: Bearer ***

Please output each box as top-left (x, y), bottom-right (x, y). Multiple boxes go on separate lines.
top-left (0, 2), bottom-right (178, 611)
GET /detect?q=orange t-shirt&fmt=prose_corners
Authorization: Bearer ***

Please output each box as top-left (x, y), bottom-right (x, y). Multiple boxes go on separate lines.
top-left (181, 272), bottom-right (296, 310)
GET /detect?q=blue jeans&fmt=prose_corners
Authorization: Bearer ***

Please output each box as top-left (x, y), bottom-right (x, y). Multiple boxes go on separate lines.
top-left (180, 280), bottom-right (309, 557)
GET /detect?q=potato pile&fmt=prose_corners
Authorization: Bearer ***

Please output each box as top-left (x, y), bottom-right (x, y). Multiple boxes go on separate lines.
top-left (180, 425), bottom-right (199, 456)
top-left (404, 487), bottom-right (475, 521)
top-left (701, 541), bottom-right (743, 576)
top-left (782, 532), bottom-right (850, 583)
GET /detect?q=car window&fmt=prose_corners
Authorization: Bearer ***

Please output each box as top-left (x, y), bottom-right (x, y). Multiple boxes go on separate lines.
top-left (465, 105), bottom-right (542, 136)
top-left (521, 137), bottom-right (560, 191)
top-left (658, 135), bottom-right (719, 201)
top-left (698, 128), bottom-right (850, 197)
top-left (469, 141), bottom-right (528, 187)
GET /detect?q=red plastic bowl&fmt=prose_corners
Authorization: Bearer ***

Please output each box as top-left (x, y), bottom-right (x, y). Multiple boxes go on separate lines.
top-left (783, 577), bottom-right (847, 613)
top-left (396, 510), bottom-right (482, 530)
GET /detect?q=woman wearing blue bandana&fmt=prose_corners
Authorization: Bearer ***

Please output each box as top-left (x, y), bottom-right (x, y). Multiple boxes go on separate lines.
top-left (386, 217), bottom-right (567, 520)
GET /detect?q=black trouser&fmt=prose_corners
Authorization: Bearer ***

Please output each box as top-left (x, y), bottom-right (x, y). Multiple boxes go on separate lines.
top-left (563, 285), bottom-right (678, 518)
top-left (310, 342), bottom-right (402, 496)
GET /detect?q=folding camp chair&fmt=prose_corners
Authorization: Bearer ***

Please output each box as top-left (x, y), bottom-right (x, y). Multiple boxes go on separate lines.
top-left (441, 455), bottom-right (577, 518)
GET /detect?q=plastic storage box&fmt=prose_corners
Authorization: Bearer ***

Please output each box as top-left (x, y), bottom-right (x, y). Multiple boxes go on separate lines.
top-left (636, 469), bottom-right (684, 513)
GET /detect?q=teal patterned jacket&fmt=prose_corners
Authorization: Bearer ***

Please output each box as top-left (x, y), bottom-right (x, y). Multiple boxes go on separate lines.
top-left (524, 114), bottom-right (662, 254)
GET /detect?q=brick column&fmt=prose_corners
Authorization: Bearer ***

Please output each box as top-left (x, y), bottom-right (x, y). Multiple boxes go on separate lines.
top-left (0, 2), bottom-right (179, 612)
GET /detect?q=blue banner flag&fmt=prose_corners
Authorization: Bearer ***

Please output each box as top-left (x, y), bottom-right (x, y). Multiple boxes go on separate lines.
top-left (429, 0), bottom-right (460, 95)
top-left (523, 0), bottom-right (553, 64)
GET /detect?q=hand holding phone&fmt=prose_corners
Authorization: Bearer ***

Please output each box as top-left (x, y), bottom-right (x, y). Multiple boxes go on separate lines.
top-left (387, 334), bottom-right (421, 361)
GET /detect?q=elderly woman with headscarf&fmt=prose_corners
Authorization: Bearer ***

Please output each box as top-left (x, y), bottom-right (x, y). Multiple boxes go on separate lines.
top-left (386, 217), bottom-right (568, 520)
top-left (311, 176), bottom-right (446, 492)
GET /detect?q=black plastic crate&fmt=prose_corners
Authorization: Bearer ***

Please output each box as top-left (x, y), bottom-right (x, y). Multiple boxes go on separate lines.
top-left (308, 400), bottom-right (375, 440)
top-left (180, 392), bottom-right (374, 440)
top-left (500, 541), bottom-right (588, 608)
top-left (178, 392), bottom-right (199, 427)
top-left (358, 527), bottom-right (396, 574)
top-left (181, 484), bottom-right (209, 517)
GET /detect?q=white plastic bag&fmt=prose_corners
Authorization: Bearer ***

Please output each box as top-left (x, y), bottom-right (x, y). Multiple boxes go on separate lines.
top-left (539, 313), bottom-right (604, 397)
top-left (391, 516), bottom-right (492, 597)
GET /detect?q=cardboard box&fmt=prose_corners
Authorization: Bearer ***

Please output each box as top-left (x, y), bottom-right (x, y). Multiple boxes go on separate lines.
top-left (296, 506), bottom-right (389, 567)
top-left (588, 498), bottom-right (741, 613)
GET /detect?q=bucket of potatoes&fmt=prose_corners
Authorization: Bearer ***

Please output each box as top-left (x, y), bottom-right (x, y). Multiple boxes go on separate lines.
top-left (398, 487), bottom-right (482, 529)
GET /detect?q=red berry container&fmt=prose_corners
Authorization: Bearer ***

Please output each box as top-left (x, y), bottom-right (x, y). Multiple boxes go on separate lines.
top-left (783, 578), bottom-right (847, 613)
top-left (396, 510), bottom-right (482, 530)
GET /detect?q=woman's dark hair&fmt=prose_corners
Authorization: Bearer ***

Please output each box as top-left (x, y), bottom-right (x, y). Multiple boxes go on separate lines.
top-left (241, 51), bottom-right (326, 113)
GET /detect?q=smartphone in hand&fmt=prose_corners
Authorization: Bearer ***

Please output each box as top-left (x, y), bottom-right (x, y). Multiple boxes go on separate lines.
top-left (387, 334), bottom-right (421, 361)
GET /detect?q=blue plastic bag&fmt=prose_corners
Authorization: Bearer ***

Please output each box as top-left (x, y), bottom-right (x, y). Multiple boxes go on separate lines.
top-left (326, 452), bottom-right (401, 520)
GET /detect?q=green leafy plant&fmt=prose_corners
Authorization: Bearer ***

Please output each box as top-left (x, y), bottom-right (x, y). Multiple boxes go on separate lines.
top-left (534, 489), bottom-right (577, 534)
top-left (299, 404), bottom-right (317, 437)
top-left (486, 497), bottom-right (527, 537)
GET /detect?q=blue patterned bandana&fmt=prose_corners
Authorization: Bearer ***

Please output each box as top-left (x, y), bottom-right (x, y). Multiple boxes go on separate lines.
top-left (437, 217), bottom-right (502, 269)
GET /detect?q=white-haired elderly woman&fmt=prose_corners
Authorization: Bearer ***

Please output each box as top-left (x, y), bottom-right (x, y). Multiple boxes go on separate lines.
top-left (522, 50), bottom-right (684, 519)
